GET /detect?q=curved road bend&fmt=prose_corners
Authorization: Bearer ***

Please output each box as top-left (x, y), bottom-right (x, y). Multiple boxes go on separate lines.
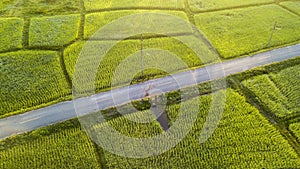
top-left (1, 43), bottom-right (300, 140)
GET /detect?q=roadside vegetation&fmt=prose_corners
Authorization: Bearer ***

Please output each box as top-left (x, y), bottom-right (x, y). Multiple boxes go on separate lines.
top-left (1, 89), bottom-right (300, 168)
top-left (194, 5), bottom-right (300, 58)
top-left (188, 0), bottom-right (273, 12)
top-left (0, 51), bottom-right (71, 118)
top-left (242, 64), bottom-right (300, 120)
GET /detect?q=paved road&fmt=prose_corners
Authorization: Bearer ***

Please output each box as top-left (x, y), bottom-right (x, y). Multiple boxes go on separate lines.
top-left (1, 44), bottom-right (300, 140)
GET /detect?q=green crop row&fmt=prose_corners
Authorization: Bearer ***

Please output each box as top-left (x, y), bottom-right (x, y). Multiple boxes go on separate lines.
top-left (83, 0), bottom-right (185, 11)
top-left (0, 120), bottom-right (101, 169)
top-left (290, 123), bottom-right (300, 143)
top-left (29, 15), bottom-right (80, 48)
top-left (188, 0), bottom-right (274, 12)
top-left (1, 89), bottom-right (299, 168)
top-left (0, 0), bottom-right (82, 17)
top-left (91, 89), bottom-right (300, 168)
top-left (84, 10), bottom-right (191, 39)
top-left (280, 1), bottom-right (300, 15)
top-left (0, 51), bottom-right (71, 117)
top-left (65, 36), bottom-right (217, 93)
top-left (0, 17), bottom-right (23, 52)
top-left (242, 64), bottom-right (300, 119)
top-left (194, 5), bottom-right (300, 58)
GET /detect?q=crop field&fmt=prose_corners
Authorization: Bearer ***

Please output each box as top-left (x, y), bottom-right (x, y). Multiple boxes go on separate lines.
top-left (0, 0), bottom-right (300, 117)
top-left (89, 89), bottom-right (300, 168)
top-left (0, 121), bottom-right (101, 169)
top-left (2, 89), bottom-right (300, 168)
top-left (188, 0), bottom-right (273, 12)
top-left (194, 5), bottom-right (300, 58)
top-left (0, 18), bottom-right (23, 52)
top-left (290, 123), bottom-right (300, 143)
top-left (280, 1), bottom-right (300, 15)
top-left (29, 15), bottom-right (80, 48)
top-left (0, 51), bottom-right (71, 118)
top-left (84, 10), bottom-right (191, 39)
top-left (65, 36), bottom-right (217, 92)
top-left (0, 0), bottom-right (81, 17)
top-left (242, 64), bottom-right (300, 120)
top-left (83, 0), bottom-right (185, 11)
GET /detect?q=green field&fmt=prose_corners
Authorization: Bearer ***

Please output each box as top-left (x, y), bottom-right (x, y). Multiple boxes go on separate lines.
top-left (188, 0), bottom-right (273, 12)
top-left (29, 15), bottom-right (80, 47)
top-left (0, 51), bottom-right (71, 118)
top-left (280, 1), bottom-right (300, 15)
top-left (84, 0), bottom-right (185, 11)
top-left (290, 123), bottom-right (300, 143)
top-left (0, 121), bottom-right (101, 169)
top-left (242, 64), bottom-right (300, 119)
top-left (65, 36), bottom-right (217, 92)
top-left (0, 0), bottom-right (81, 17)
top-left (0, 18), bottom-right (23, 52)
top-left (84, 10), bottom-right (191, 39)
top-left (2, 89), bottom-right (299, 168)
top-left (194, 5), bottom-right (300, 58)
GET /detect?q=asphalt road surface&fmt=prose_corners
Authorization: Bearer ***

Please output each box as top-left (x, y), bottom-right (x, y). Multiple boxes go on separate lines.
top-left (1, 43), bottom-right (300, 140)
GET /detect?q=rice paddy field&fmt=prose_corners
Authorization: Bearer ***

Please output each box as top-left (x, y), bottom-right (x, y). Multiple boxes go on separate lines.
top-left (242, 64), bottom-right (300, 120)
top-left (1, 89), bottom-right (300, 168)
top-left (0, 0), bottom-right (299, 117)
top-left (0, 0), bottom-right (300, 168)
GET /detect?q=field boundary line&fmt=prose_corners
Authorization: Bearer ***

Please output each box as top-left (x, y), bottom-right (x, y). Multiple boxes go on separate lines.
top-left (22, 17), bottom-right (30, 49)
top-left (85, 7), bottom-right (184, 14)
top-left (277, 3), bottom-right (300, 18)
top-left (233, 77), bottom-right (300, 157)
top-left (59, 48), bottom-right (73, 90)
top-left (190, 2), bottom-right (275, 14)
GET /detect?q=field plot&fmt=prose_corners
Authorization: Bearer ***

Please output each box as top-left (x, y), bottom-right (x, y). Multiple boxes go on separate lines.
top-left (0, 0), bottom-right (81, 17)
top-left (280, 1), bottom-right (300, 15)
top-left (0, 51), bottom-right (70, 118)
top-left (84, 0), bottom-right (185, 11)
top-left (90, 89), bottom-right (300, 168)
top-left (0, 18), bottom-right (23, 52)
top-left (29, 15), bottom-right (80, 48)
top-left (188, 0), bottom-right (273, 12)
top-left (242, 64), bottom-right (300, 119)
top-left (65, 36), bottom-right (217, 92)
top-left (194, 5), bottom-right (300, 58)
top-left (84, 10), bottom-right (191, 39)
top-left (0, 121), bottom-right (101, 169)
top-left (290, 123), bottom-right (300, 143)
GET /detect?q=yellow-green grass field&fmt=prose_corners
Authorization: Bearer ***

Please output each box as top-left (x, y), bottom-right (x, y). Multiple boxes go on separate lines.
top-left (242, 64), bottom-right (300, 119)
top-left (194, 5), bottom-right (300, 58)
top-left (0, 51), bottom-right (71, 118)
top-left (0, 121), bottom-right (101, 169)
top-left (0, 18), bottom-right (23, 52)
top-left (188, 0), bottom-right (273, 12)
top-left (64, 36), bottom-right (217, 93)
top-left (280, 1), bottom-right (300, 15)
top-left (83, 0), bottom-right (185, 11)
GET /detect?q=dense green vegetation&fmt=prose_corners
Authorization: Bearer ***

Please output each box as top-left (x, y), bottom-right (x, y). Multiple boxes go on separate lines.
top-left (1, 89), bottom-right (299, 168)
top-left (280, 1), bottom-right (300, 15)
top-left (85, 89), bottom-right (300, 168)
top-left (0, 18), bottom-right (23, 52)
top-left (0, 120), bottom-right (101, 169)
top-left (29, 15), bottom-right (80, 47)
top-left (0, 51), bottom-right (70, 118)
top-left (290, 123), bottom-right (300, 143)
top-left (65, 36), bottom-right (217, 92)
top-left (83, 0), bottom-right (185, 11)
top-left (242, 64), bottom-right (300, 119)
top-left (188, 0), bottom-right (273, 12)
top-left (0, 0), bottom-right (81, 17)
top-left (84, 10), bottom-right (191, 39)
top-left (194, 5), bottom-right (300, 58)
